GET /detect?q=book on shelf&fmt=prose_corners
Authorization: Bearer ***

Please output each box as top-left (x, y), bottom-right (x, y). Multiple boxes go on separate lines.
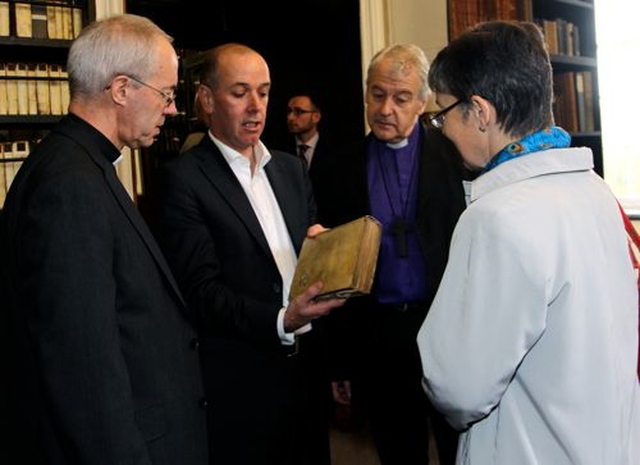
top-left (15, 2), bottom-right (33, 38)
top-left (289, 215), bottom-right (383, 301)
top-left (542, 19), bottom-right (559, 55)
top-left (448, 0), bottom-right (522, 40)
top-left (57, 4), bottom-right (68, 40)
top-left (575, 71), bottom-right (585, 132)
top-left (46, 3), bottom-right (58, 39)
top-left (581, 70), bottom-right (595, 132)
top-left (60, 67), bottom-right (70, 113)
top-left (0, 2), bottom-right (9, 37)
top-left (554, 71), bottom-right (579, 133)
top-left (27, 63), bottom-right (38, 115)
top-left (16, 63), bottom-right (29, 116)
top-left (72, 7), bottom-right (83, 38)
top-left (48, 64), bottom-right (64, 115)
top-left (45, 2), bottom-right (74, 40)
top-left (0, 63), bottom-right (7, 115)
top-left (6, 63), bottom-right (19, 116)
top-left (36, 63), bottom-right (51, 115)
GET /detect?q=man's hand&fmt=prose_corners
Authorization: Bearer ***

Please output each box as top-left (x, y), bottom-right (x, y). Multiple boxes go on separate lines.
top-left (283, 281), bottom-right (345, 332)
top-left (306, 223), bottom-right (329, 238)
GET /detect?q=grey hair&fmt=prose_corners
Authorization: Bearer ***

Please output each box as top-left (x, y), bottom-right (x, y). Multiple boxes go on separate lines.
top-left (366, 43), bottom-right (431, 102)
top-left (67, 13), bottom-right (173, 97)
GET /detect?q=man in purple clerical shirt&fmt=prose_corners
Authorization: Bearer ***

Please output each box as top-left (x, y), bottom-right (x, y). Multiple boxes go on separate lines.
top-left (317, 44), bottom-right (470, 465)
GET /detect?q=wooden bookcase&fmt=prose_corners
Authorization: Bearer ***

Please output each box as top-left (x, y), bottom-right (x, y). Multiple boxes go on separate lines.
top-left (447, 0), bottom-right (602, 176)
top-left (0, 0), bottom-right (95, 207)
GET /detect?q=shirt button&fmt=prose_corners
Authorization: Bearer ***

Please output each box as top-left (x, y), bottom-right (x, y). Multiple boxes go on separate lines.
top-left (199, 397), bottom-right (208, 409)
top-left (189, 337), bottom-right (200, 350)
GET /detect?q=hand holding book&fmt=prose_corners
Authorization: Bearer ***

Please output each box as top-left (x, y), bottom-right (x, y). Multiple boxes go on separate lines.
top-left (289, 215), bottom-right (382, 301)
top-left (283, 280), bottom-right (346, 333)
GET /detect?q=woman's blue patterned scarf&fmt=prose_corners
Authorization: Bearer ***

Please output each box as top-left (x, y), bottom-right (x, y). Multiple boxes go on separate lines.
top-left (484, 126), bottom-right (571, 172)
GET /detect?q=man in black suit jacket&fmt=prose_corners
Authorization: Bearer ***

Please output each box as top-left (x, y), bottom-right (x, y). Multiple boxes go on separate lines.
top-left (156, 43), bottom-right (345, 465)
top-left (317, 44), bottom-right (470, 465)
top-left (283, 92), bottom-right (336, 224)
top-left (0, 15), bottom-right (208, 465)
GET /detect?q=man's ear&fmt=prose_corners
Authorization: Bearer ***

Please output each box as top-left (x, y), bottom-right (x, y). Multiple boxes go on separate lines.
top-left (106, 75), bottom-right (130, 106)
top-left (197, 84), bottom-right (214, 113)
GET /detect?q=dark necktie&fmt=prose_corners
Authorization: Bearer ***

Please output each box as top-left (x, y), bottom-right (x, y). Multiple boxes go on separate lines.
top-left (298, 144), bottom-right (310, 169)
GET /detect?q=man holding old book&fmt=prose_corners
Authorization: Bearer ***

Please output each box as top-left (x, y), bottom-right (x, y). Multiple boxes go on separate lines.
top-left (317, 43), bottom-right (470, 465)
top-left (154, 43), bottom-right (345, 465)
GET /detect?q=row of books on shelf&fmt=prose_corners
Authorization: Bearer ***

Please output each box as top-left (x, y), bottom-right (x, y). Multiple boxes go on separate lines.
top-left (0, 1), bottom-right (83, 40)
top-left (0, 139), bottom-right (31, 208)
top-left (0, 63), bottom-right (70, 116)
top-left (553, 70), bottom-right (596, 134)
top-left (541, 18), bottom-right (581, 57)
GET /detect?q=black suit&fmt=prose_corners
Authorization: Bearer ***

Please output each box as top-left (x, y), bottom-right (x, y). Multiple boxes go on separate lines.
top-left (284, 134), bottom-right (333, 212)
top-left (319, 123), bottom-right (468, 465)
top-left (156, 136), bottom-right (331, 465)
top-left (0, 114), bottom-right (208, 465)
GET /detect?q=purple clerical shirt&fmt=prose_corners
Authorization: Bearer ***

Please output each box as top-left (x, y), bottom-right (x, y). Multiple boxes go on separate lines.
top-left (367, 123), bottom-right (428, 304)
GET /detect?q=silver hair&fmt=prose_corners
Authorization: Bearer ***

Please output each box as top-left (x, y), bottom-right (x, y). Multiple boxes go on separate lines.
top-left (366, 43), bottom-right (431, 102)
top-left (67, 13), bottom-right (173, 97)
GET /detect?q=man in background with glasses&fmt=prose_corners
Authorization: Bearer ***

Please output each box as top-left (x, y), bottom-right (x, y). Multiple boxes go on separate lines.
top-left (283, 91), bottom-right (335, 221)
top-left (285, 92), bottom-right (323, 169)
top-left (317, 43), bottom-right (470, 465)
top-left (0, 14), bottom-right (208, 465)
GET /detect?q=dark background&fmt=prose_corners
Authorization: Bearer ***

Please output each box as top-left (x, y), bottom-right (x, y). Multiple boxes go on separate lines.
top-left (125, 0), bottom-right (366, 150)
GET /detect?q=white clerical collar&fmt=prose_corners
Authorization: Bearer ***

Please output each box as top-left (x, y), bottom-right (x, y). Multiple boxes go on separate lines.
top-left (386, 138), bottom-right (409, 149)
top-left (113, 153), bottom-right (124, 165)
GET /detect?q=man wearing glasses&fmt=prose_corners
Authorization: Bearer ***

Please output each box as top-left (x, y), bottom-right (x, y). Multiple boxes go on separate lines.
top-left (317, 43), bottom-right (470, 465)
top-left (0, 14), bottom-right (208, 465)
top-left (285, 92), bottom-right (323, 169)
top-left (284, 91), bottom-right (335, 218)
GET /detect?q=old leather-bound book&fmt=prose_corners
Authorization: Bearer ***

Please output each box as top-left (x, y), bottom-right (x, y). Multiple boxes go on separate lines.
top-left (290, 215), bottom-right (382, 301)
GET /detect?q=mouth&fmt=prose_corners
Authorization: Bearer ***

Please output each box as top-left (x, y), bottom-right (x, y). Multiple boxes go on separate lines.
top-left (243, 121), bottom-right (262, 132)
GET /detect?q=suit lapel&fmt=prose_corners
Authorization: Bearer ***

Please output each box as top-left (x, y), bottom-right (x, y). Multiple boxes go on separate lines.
top-left (196, 139), bottom-right (273, 258)
top-left (104, 164), bottom-right (187, 306)
top-left (55, 117), bottom-right (187, 307)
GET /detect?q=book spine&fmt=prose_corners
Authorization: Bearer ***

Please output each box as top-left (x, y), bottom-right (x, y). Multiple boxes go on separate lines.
top-left (15, 2), bottom-right (33, 38)
top-left (36, 63), bottom-right (51, 115)
top-left (27, 63), bottom-right (38, 115)
top-left (6, 63), bottom-right (19, 116)
top-left (16, 63), bottom-right (29, 115)
top-left (0, 63), bottom-right (7, 115)
top-left (0, 2), bottom-right (10, 37)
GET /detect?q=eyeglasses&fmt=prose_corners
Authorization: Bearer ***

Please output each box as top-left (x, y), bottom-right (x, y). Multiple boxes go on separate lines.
top-left (126, 75), bottom-right (176, 107)
top-left (430, 99), bottom-right (463, 129)
top-left (286, 108), bottom-right (317, 116)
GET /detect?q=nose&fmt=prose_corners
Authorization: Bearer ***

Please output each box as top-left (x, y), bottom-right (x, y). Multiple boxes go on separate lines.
top-left (379, 97), bottom-right (394, 115)
top-left (247, 91), bottom-right (265, 111)
top-left (164, 100), bottom-right (179, 116)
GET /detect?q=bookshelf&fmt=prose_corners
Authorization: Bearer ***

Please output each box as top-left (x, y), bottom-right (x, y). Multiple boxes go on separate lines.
top-left (447, 0), bottom-right (602, 176)
top-left (536, 0), bottom-right (602, 176)
top-left (0, 0), bottom-right (95, 207)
